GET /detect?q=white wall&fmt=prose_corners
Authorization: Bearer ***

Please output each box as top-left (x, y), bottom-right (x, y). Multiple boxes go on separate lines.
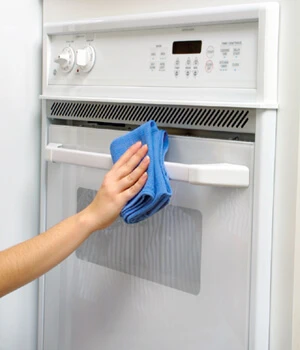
top-left (0, 1), bottom-right (42, 350)
top-left (294, 157), bottom-right (300, 349)
top-left (293, 0), bottom-right (300, 344)
top-left (43, 0), bottom-right (300, 349)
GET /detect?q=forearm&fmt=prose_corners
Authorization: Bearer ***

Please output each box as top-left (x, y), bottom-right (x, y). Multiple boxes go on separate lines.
top-left (0, 208), bottom-right (94, 297)
top-left (0, 142), bottom-right (149, 298)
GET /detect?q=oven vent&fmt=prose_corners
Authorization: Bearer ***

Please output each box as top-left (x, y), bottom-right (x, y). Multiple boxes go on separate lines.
top-left (48, 101), bottom-right (254, 133)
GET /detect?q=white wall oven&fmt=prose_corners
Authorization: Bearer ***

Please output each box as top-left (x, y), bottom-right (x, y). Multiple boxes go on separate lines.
top-left (39, 4), bottom-right (279, 350)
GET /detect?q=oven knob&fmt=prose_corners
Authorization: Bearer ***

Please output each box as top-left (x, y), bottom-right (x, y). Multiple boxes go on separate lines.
top-left (76, 46), bottom-right (96, 73)
top-left (54, 47), bottom-right (75, 73)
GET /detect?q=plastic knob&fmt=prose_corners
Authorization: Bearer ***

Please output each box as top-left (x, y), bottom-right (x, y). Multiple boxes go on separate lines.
top-left (54, 47), bottom-right (75, 73)
top-left (76, 46), bottom-right (96, 73)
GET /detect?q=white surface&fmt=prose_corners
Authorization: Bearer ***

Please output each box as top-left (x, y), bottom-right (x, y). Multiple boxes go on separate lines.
top-left (293, 9), bottom-right (300, 346)
top-left (48, 22), bottom-right (257, 88)
top-left (40, 91), bottom-right (276, 109)
top-left (45, 142), bottom-right (250, 187)
top-left (43, 125), bottom-right (255, 350)
top-left (43, 4), bottom-right (279, 107)
top-left (294, 140), bottom-right (300, 350)
top-left (249, 109), bottom-right (276, 350)
top-left (42, 0), bottom-right (300, 349)
top-left (0, 1), bottom-right (42, 350)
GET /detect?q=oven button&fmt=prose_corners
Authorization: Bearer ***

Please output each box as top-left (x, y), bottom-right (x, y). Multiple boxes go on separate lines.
top-left (205, 60), bottom-right (214, 73)
top-left (193, 69), bottom-right (199, 77)
top-left (206, 46), bottom-right (215, 58)
top-left (54, 47), bottom-right (75, 73)
top-left (76, 46), bottom-right (96, 73)
top-left (150, 62), bottom-right (156, 71)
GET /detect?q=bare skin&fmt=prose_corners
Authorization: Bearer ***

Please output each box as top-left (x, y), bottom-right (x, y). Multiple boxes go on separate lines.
top-left (0, 141), bottom-right (149, 298)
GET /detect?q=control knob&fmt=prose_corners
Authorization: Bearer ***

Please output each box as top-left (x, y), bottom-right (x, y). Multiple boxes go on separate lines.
top-left (76, 46), bottom-right (96, 73)
top-left (54, 47), bottom-right (75, 73)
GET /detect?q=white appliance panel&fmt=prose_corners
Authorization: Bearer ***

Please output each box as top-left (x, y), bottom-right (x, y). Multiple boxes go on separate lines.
top-left (43, 125), bottom-right (254, 350)
top-left (49, 22), bottom-right (257, 89)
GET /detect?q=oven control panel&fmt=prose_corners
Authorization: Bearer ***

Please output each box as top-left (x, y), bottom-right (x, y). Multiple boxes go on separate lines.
top-left (48, 21), bottom-right (258, 89)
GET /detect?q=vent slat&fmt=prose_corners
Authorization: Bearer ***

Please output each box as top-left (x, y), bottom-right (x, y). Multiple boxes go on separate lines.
top-left (241, 118), bottom-right (249, 128)
top-left (51, 102), bottom-right (58, 115)
top-left (71, 103), bottom-right (81, 117)
top-left (172, 107), bottom-right (186, 125)
top-left (185, 108), bottom-right (198, 125)
top-left (203, 109), bottom-right (215, 126)
top-left (75, 104), bottom-right (85, 118)
top-left (217, 110), bottom-right (230, 127)
top-left (182, 108), bottom-right (195, 125)
top-left (198, 109), bottom-right (210, 125)
top-left (138, 106), bottom-right (150, 122)
top-left (55, 102), bottom-right (65, 116)
top-left (213, 110), bottom-right (226, 127)
top-left (226, 110), bottom-right (240, 127)
top-left (48, 101), bottom-right (252, 131)
top-left (208, 109), bottom-right (221, 126)
top-left (162, 107), bottom-right (174, 124)
top-left (236, 115), bottom-right (247, 128)
top-left (231, 110), bottom-right (244, 128)
top-left (222, 110), bottom-right (234, 127)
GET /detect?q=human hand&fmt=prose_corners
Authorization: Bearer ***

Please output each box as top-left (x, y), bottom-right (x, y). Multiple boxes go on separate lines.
top-left (82, 141), bottom-right (149, 232)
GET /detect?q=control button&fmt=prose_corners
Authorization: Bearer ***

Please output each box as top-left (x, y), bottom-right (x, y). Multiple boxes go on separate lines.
top-left (219, 60), bottom-right (228, 72)
top-left (160, 50), bottom-right (167, 60)
top-left (185, 70), bottom-right (191, 77)
top-left (175, 58), bottom-right (180, 68)
top-left (206, 46), bottom-right (215, 58)
top-left (186, 57), bottom-right (191, 66)
top-left (205, 60), bottom-right (214, 73)
top-left (54, 47), bottom-right (75, 73)
top-left (150, 62), bottom-right (156, 71)
top-left (76, 46), bottom-right (96, 73)
top-left (174, 70), bottom-right (180, 77)
top-left (159, 62), bottom-right (166, 71)
top-left (193, 58), bottom-right (199, 66)
top-left (220, 47), bottom-right (230, 58)
top-left (232, 61), bottom-right (240, 71)
top-left (193, 69), bottom-right (199, 77)
top-left (233, 47), bottom-right (241, 58)
top-left (150, 51), bottom-right (157, 61)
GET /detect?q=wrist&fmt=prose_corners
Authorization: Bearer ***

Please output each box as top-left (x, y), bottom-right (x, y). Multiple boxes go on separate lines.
top-left (77, 205), bottom-right (100, 236)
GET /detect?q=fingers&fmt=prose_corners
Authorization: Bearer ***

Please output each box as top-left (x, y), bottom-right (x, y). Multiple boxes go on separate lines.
top-left (113, 141), bottom-right (142, 170)
top-left (123, 172), bottom-right (148, 202)
top-left (118, 155), bottom-right (150, 191)
top-left (115, 144), bottom-right (148, 179)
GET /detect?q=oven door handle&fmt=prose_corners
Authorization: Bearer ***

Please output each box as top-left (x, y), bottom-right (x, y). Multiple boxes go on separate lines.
top-left (45, 143), bottom-right (249, 188)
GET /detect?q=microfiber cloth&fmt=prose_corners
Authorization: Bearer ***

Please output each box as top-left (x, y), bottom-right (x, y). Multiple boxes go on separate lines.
top-left (110, 120), bottom-right (172, 224)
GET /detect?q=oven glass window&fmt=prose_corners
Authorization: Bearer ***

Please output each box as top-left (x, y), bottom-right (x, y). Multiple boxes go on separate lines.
top-left (76, 187), bottom-right (202, 295)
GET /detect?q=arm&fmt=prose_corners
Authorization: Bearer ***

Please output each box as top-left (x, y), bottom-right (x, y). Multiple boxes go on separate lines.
top-left (0, 141), bottom-right (149, 298)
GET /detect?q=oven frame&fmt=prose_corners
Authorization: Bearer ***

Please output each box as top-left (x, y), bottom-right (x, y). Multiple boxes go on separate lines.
top-left (38, 3), bottom-right (279, 349)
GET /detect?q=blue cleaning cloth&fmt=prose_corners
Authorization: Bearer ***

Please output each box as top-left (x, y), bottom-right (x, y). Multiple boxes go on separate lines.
top-left (110, 120), bottom-right (172, 224)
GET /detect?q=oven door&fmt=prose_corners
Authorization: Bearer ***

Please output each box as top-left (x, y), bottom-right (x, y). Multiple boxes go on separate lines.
top-left (42, 124), bottom-right (254, 350)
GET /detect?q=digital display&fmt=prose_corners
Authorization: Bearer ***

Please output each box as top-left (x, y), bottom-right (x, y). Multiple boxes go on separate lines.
top-left (172, 41), bottom-right (202, 54)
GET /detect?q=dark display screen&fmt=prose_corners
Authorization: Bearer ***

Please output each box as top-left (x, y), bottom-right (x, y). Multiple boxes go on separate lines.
top-left (172, 41), bottom-right (202, 54)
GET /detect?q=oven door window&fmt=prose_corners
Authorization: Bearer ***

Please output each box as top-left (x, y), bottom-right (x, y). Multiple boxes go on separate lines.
top-left (43, 125), bottom-right (254, 350)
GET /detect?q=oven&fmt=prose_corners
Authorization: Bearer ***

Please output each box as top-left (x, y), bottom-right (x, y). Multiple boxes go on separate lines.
top-left (39, 4), bottom-right (279, 350)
